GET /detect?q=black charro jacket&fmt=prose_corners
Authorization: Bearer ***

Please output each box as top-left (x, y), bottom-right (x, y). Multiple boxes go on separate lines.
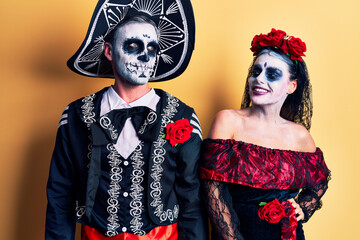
top-left (46, 87), bottom-right (207, 239)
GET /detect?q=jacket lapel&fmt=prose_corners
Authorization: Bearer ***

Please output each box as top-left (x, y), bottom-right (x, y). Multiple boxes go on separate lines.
top-left (148, 89), bottom-right (180, 223)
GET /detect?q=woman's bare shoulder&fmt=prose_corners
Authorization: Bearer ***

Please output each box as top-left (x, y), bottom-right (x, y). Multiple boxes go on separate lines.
top-left (286, 122), bottom-right (316, 152)
top-left (208, 109), bottom-right (244, 139)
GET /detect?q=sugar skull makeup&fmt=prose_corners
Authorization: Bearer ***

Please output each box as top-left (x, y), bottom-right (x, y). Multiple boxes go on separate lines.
top-left (248, 54), bottom-right (296, 106)
top-left (111, 22), bottom-right (159, 85)
top-left (251, 65), bottom-right (283, 82)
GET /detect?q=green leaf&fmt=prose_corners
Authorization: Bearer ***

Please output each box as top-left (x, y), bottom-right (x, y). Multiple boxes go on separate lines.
top-left (175, 143), bottom-right (178, 147)
top-left (259, 202), bottom-right (267, 207)
top-left (162, 134), bottom-right (166, 139)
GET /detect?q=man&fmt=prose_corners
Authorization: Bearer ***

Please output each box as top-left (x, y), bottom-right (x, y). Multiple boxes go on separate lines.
top-left (46, 0), bottom-right (207, 239)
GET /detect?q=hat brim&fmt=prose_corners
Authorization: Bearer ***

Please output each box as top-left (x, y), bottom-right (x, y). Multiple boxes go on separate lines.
top-left (67, 0), bottom-right (195, 82)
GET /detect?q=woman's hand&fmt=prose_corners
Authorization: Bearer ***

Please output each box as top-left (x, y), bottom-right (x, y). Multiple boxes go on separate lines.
top-left (287, 198), bottom-right (304, 221)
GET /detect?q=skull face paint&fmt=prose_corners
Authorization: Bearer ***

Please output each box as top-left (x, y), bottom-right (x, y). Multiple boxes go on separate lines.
top-left (249, 54), bottom-right (294, 106)
top-left (111, 22), bottom-right (159, 85)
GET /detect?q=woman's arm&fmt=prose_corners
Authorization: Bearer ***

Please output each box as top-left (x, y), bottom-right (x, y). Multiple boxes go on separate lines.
top-left (293, 125), bottom-right (329, 222)
top-left (202, 180), bottom-right (244, 240)
top-left (295, 179), bottom-right (329, 222)
top-left (203, 110), bottom-right (244, 239)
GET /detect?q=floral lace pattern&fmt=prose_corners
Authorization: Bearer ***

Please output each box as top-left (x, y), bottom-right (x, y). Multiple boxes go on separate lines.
top-left (202, 180), bottom-right (243, 240)
top-left (296, 176), bottom-right (330, 223)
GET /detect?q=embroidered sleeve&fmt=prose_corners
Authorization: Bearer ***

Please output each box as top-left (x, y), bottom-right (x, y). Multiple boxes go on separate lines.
top-left (296, 173), bottom-right (330, 223)
top-left (190, 112), bottom-right (202, 140)
top-left (202, 180), bottom-right (244, 240)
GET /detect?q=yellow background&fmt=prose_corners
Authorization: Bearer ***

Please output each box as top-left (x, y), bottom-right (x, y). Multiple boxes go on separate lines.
top-left (0, 0), bottom-right (359, 239)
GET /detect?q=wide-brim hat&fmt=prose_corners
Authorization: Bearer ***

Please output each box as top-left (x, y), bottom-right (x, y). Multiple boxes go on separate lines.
top-left (67, 0), bottom-right (195, 82)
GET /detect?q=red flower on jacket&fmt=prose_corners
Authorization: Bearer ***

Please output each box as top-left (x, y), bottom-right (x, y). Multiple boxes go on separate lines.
top-left (164, 119), bottom-right (193, 147)
top-left (258, 199), bottom-right (286, 223)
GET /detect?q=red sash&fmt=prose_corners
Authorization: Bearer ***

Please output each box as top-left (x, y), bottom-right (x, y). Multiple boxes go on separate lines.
top-left (82, 223), bottom-right (178, 240)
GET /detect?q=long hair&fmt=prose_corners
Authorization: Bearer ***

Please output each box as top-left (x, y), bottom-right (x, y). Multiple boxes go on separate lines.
top-left (241, 47), bottom-right (313, 130)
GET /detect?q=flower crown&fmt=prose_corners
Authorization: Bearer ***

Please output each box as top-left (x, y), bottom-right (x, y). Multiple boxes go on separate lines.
top-left (250, 28), bottom-right (306, 61)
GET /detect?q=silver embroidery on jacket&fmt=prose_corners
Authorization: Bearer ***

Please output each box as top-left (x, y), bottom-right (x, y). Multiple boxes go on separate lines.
top-left (76, 201), bottom-right (86, 219)
top-left (100, 115), bottom-right (118, 140)
top-left (76, 93), bottom-right (98, 218)
top-left (81, 93), bottom-right (96, 127)
top-left (129, 143), bottom-right (146, 235)
top-left (150, 92), bottom-right (180, 222)
top-left (106, 143), bottom-right (123, 237)
top-left (138, 111), bottom-right (157, 135)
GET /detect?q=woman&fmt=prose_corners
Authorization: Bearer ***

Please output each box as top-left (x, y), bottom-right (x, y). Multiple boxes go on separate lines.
top-left (200, 29), bottom-right (330, 240)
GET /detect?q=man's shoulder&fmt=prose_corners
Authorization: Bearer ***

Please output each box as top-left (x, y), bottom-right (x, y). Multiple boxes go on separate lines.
top-left (154, 88), bottom-right (202, 137)
top-left (59, 87), bottom-right (109, 125)
top-left (154, 88), bottom-right (194, 112)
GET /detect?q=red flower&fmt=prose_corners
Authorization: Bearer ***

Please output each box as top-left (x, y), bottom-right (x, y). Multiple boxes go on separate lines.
top-left (279, 40), bottom-right (289, 55)
top-left (261, 28), bottom-right (287, 47)
top-left (164, 119), bottom-right (193, 147)
top-left (258, 199), bottom-right (286, 223)
top-left (250, 28), bottom-right (306, 61)
top-left (287, 37), bottom-right (307, 61)
top-left (250, 34), bottom-right (263, 55)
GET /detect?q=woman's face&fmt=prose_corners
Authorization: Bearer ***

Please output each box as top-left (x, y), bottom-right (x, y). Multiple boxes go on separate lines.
top-left (248, 53), bottom-right (296, 107)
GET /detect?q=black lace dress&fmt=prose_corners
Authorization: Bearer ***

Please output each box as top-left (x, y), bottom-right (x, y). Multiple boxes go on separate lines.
top-left (200, 139), bottom-right (330, 240)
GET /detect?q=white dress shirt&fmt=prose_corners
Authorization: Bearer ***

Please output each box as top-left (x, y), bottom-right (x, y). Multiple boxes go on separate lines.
top-left (100, 86), bottom-right (160, 158)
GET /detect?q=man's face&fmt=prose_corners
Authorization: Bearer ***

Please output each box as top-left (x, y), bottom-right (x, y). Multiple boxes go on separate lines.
top-left (111, 22), bottom-right (159, 85)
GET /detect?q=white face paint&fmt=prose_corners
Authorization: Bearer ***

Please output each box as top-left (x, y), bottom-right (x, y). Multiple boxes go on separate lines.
top-left (111, 22), bottom-right (159, 85)
top-left (249, 54), bottom-right (294, 106)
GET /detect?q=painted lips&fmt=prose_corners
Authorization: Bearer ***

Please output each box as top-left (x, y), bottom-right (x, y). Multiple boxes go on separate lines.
top-left (252, 86), bottom-right (270, 95)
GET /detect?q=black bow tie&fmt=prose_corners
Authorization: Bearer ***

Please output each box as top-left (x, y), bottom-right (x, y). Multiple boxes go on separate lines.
top-left (91, 106), bottom-right (159, 146)
top-left (86, 106), bottom-right (159, 220)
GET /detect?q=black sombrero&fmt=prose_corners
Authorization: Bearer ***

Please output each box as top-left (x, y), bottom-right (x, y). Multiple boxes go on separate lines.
top-left (67, 0), bottom-right (195, 82)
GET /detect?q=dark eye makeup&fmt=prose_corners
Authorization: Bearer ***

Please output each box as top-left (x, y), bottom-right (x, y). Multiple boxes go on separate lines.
top-left (266, 67), bottom-right (283, 81)
top-left (147, 41), bottom-right (159, 57)
top-left (123, 38), bottom-right (144, 54)
top-left (251, 65), bottom-right (262, 77)
top-left (251, 64), bottom-right (283, 82)
top-left (122, 38), bottom-right (158, 56)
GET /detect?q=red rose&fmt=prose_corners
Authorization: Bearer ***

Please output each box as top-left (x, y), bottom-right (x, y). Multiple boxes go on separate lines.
top-left (279, 40), bottom-right (289, 54)
top-left (267, 28), bottom-right (287, 39)
top-left (250, 34), bottom-right (263, 55)
top-left (287, 37), bottom-right (306, 61)
top-left (258, 199), bottom-right (286, 223)
top-left (250, 29), bottom-right (307, 62)
top-left (260, 28), bottom-right (286, 48)
top-left (164, 119), bottom-right (193, 147)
